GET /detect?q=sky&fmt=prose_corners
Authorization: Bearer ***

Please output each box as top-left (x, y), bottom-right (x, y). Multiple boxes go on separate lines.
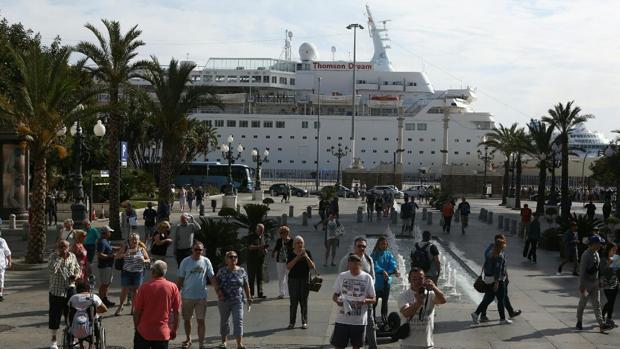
top-left (1, 0), bottom-right (619, 139)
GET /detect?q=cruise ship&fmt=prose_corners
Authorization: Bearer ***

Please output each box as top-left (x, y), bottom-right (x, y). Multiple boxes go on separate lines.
top-left (153, 6), bottom-right (502, 177)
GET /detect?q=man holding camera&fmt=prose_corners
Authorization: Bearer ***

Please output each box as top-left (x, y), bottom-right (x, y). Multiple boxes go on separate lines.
top-left (398, 268), bottom-right (446, 348)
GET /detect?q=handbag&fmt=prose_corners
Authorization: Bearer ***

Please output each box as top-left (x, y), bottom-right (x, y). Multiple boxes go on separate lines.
top-left (307, 269), bottom-right (323, 292)
top-left (114, 258), bottom-right (124, 271)
top-left (473, 267), bottom-right (487, 293)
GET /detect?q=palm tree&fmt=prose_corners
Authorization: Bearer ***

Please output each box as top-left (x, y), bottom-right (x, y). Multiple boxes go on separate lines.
top-left (512, 127), bottom-right (529, 209)
top-left (75, 19), bottom-right (147, 235)
top-left (526, 120), bottom-right (556, 214)
top-left (543, 101), bottom-right (592, 220)
top-left (139, 58), bottom-right (220, 210)
top-left (481, 123), bottom-right (518, 205)
top-left (0, 43), bottom-right (94, 263)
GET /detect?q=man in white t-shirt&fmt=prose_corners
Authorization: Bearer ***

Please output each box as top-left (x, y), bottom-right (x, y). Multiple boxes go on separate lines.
top-left (331, 254), bottom-right (376, 349)
top-left (398, 267), bottom-right (447, 349)
top-left (0, 234), bottom-right (12, 301)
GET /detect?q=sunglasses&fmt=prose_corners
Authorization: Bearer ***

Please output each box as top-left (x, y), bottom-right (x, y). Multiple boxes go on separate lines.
top-left (356, 245), bottom-right (367, 249)
top-left (228, 255), bottom-right (238, 259)
top-left (193, 248), bottom-right (203, 252)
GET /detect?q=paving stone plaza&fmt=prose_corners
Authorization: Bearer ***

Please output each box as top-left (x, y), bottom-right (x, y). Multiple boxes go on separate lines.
top-left (1, 194), bottom-right (619, 349)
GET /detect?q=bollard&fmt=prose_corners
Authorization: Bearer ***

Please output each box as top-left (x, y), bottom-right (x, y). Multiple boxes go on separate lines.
top-left (482, 209), bottom-right (488, 221)
top-left (22, 222), bottom-right (30, 241)
top-left (9, 214), bottom-right (16, 229)
top-left (510, 219), bottom-right (517, 235)
top-left (427, 211), bottom-right (433, 225)
top-left (281, 213), bottom-right (288, 226)
top-left (289, 206), bottom-right (294, 218)
top-left (306, 206), bottom-right (312, 219)
top-left (487, 211), bottom-right (493, 224)
top-left (391, 210), bottom-right (398, 224)
top-left (498, 215), bottom-right (504, 229)
top-left (302, 212), bottom-right (308, 226)
top-left (479, 208), bottom-right (485, 220)
top-left (277, 216), bottom-right (282, 226)
top-left (357, 206), bottom-right (364, 223)
top-left (211, 199), bottom-right (217, 212)
top-left (422, 208), bottom-right (428, 220)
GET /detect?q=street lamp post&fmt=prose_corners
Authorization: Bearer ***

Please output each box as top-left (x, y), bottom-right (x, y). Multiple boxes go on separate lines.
top-left (347, 23), bottom-right (364, 167)
top-left (604, 145), bottom-right (620, 218)
top-left (393, 148), bottom-right (405, 188)
top-left (251, 148), bottom-right (269, 201)
top-left (220, 135), bottom-right (244, 196)
top-left (477, 136), bottom-right (494, 198)
top-left (315, 77), bottom-right (322, 192)
top-left (60, 110), bottom-right (106, 229)
top-left (328, 143), bottom-right (349, 187)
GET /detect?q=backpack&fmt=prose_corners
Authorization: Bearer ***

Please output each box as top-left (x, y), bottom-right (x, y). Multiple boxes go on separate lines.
top-left (69, 307), bottom-right (93, 339)
top-left (411, 242), bottom-right (432, 272)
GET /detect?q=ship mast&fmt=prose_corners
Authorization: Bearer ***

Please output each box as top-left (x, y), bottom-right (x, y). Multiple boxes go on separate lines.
top-left (365, 4), bottom-right (394, 72)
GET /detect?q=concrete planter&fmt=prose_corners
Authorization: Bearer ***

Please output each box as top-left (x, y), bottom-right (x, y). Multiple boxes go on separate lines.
top-left (506, 197), bottom-right (516, 209)
top-left (222, 195), bottom-right (238, 209)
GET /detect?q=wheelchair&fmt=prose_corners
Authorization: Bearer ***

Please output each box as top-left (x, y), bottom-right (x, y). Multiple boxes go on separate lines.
top-left (61, 275), bottom-right (107, 349)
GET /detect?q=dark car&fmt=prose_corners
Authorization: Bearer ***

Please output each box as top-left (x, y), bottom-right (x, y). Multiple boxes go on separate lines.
top-left (320, 185), bottom-right (355, 198)
top-left (268, 183), bottom-right (309, 197)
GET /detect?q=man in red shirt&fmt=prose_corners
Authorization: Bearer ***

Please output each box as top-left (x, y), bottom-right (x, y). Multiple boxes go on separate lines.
top-left (520, 204), bottom-right (533, 237)
top-left (133, 260), bottom-right (181, 349)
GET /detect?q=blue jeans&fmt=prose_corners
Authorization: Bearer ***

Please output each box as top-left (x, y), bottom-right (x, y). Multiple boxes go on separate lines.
top-left (218, 299), bottom-right (244, 338)
top-left (475, 280), bottom-right (507, 319)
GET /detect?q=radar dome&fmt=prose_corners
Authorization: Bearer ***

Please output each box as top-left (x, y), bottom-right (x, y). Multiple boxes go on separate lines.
top-left (299, 42), bottom-right (319, 61)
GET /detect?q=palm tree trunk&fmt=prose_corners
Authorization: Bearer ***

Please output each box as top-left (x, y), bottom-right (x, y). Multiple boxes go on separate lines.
top-left (515, 154), bottom-right (522, 209)
top-left (561, 135), bottom-right (570, 220)
top-left (501, 158), bottom-right (510, 205)
top-left (108, 89), bottom-right (121, 237)
top-left (26, 153), bottom-right (47, 263)
top-left (536, 164), bottom-right (547, 215)
top-left (158, 141), bottom-right (174, 207)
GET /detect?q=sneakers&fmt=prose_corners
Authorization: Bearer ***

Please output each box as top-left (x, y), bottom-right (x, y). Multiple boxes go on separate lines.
top-left (50, 341), bottom-right (59, 349)
top-left (606, 319), bottom-right (617, 327)
top-left (509, 310), bottom-right (522, 318)
top-left (500, 319), bottom-right (513, 325)
top-left (470, 312), bottom-right (480, 324)
top-left (301, 323), bottom-right (308, 329)
top-left (102, 297), bottom-right (115, 307)
top-left (576, 321), bottom-right (583, 330)
top-left (480, 315), bottom-right (491, 323)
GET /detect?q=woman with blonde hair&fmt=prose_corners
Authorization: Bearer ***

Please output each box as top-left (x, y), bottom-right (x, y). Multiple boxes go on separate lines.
top-left (150, 220), bottom-right (173, 262)
top-left (70, 230), bottom-right (91, 282)
top-left (272, 226), bottom-right (293, 298)
top-left (115, 233), bottom-right (150, 316)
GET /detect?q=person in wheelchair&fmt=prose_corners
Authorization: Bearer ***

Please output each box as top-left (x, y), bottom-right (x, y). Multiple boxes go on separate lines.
top-left (66, 280), bottom-right (108, 348)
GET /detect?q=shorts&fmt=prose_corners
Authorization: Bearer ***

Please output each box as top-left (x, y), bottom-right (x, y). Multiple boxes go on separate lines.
top-left (121, 270), bottom-right (143, 289)
top-left (98, 267), bottom-right (114, 285)
top-left (182, 298), bottom-right (207, 320)
top-left (330, 323), bottom-right (365, 348)
top-left (325, 238), bottom-right (339, 249)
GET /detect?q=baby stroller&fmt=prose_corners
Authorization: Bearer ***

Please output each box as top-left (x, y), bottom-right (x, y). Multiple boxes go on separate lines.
top-left (61, 275), bottom-right (107, 349)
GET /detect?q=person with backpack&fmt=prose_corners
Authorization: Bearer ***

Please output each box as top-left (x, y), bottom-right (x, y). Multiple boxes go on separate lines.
top-left (400, 196), bottom-right (414, 236)
top-left (457, 197), bottom-right (471, 235)
top-left (411, 231), bottom-right (441, 284)
top-left (67, 280), bottom-right (108, 344)
top-left (338, 237), bottom-right (378, 349)
top-left (441, 200), bottom-right (454, 234)
top-left (370, 237), bottom-right (398, 323)
top-left (365, 193), bottom-right (375, 222)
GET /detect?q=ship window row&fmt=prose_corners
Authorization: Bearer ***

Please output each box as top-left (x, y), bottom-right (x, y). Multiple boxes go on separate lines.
top-left (204, 74), bottom-right (295, 86)
top-left (209, 120), bottom-right (287, 128)
top-left (405, 123), bottom-right (428, 131)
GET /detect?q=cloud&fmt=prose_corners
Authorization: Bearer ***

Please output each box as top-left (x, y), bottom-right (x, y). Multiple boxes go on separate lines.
top-left (1, 0), bottom-right (618, 138)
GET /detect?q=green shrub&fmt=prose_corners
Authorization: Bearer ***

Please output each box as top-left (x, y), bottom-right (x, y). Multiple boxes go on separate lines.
top-left (540, 227), bottom-right (562, 251)
top-left (218, 207), bottom-right (238, 221)
top-left (195, 217), bottom-right (243, 268)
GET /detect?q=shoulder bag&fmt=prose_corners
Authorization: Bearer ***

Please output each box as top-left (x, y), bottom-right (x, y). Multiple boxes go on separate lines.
top-left (307, 269), bottom-right (323, 292)
top-left (473, 266), bottom-right (487, 293)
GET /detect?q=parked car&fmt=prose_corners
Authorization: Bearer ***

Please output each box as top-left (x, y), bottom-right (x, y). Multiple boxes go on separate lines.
top-left (403, 185), bottom-right (431, 198)
top-left (320, 185), bottom-right (355, 198)
top-left (268, 183), bottom-right (309, 197)
top-left (368, 185), bottom-right (404, 199)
